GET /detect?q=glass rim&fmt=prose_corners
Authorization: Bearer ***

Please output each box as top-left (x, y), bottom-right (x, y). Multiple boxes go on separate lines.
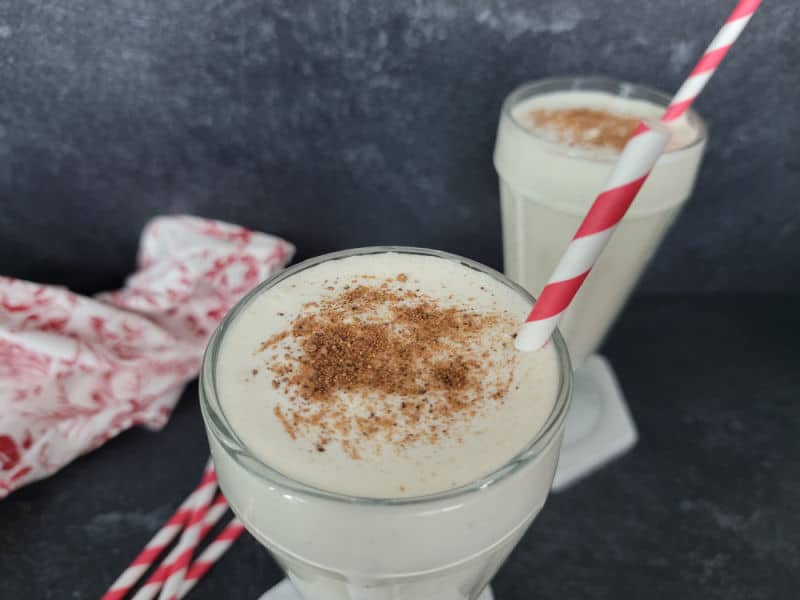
top-left (200, 246), bottom-right (573, 507)
top-left (502, 75), bottom-right (708, 164)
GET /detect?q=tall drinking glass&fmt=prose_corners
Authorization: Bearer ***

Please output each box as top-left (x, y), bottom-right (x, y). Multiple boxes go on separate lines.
top-left (494, 76), bottom-right (707, 369)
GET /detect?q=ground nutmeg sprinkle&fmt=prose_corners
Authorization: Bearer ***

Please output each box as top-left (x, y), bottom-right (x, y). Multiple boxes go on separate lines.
top-left (256, 276), bottom-right (518, 458)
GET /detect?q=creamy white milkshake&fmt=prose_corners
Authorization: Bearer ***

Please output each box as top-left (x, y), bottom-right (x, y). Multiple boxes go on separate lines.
top-left (494, 78), bottom-right (706, 367)
top-left (201, 247), bottom-right (572, 600)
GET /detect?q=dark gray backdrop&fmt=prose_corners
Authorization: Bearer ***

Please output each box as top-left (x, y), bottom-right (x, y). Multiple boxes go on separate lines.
top-left (1, 0), bottom-right (797, 295)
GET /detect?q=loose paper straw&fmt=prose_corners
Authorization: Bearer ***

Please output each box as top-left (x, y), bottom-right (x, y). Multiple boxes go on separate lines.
top-left (177, 517), bottom-right (246, 599)
top-left (101, 460), bottom-right (217, 600)
top-left (156, 484), bottom-right (225, 600)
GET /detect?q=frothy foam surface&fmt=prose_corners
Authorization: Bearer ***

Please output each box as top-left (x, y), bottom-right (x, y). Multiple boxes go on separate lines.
top-left (512, 90), bottom-right (699, 156)
top-left (216, 253), bottom-right (559, 498)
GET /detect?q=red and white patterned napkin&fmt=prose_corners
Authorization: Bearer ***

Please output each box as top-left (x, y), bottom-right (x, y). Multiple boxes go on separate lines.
top-left (0, 216), bottom-right (293, 498)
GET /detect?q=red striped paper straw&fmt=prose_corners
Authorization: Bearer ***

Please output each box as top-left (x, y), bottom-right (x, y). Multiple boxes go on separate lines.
top-left (515, 124), bottom-right (671, 351)
top-left (663, 0), bottom-right (762, 122)
top-left (131, 495), bottom-right (229, 600)
top-left (101, 460), bottom-right (217, 600)
top-left (515, 0), bottom-right (762, 352)
top-left (133, 496), bottom-right (223, 600)
top-left (101, 496), bottom-right (193, 600)
top-left (177, 517), bottom-right (246, 599)
top-left (157, 488), bottom-right (227, 600)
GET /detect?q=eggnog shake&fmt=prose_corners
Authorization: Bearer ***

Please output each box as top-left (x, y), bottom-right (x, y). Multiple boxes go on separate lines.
top-left (201, 247), bottom-right (571, 600)
top-left (494, 77), bottom-right (706, 367)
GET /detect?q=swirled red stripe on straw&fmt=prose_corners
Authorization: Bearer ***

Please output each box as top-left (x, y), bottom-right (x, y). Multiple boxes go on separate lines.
top-left (156, 489), bottom-right (225, 600)
top-left (664, 0), bottom-right (762, 122)
top-left (176, 518), bottom-right (246, 599)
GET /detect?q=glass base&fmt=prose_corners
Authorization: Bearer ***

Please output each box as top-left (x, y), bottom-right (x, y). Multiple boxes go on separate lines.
top-left (259, 578), bottom-right (494, 600)
top-left (552, 354), bottom-right (637, 491)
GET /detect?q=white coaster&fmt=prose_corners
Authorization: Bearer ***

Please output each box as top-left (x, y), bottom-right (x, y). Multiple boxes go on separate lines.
top-left (257, 579), bottom-right (299, 600)
top-left (552, 354), bottom-right (637, 491)
top-left (259, 579), bottom-right (494, 599)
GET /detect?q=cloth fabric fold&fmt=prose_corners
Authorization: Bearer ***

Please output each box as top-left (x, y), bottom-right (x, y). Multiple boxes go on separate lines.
top-left (0, 215), bottom-right (294, 498)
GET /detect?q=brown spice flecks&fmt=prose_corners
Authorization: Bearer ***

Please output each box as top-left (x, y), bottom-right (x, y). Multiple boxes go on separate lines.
top-left (258, 280), bottom-right (518, 458)
top-left (258, 330), bottom-right (289, 353)
top-left (341, 439), bottom-right (361, 460)
top-left (396, 273), bottom-right (408, 282)
top-left (529, 108), bottom-right (639, 152)
top-left (432, 358), bottom-right (472, 391)
top-left (273, 407), bottom-right (296, 440)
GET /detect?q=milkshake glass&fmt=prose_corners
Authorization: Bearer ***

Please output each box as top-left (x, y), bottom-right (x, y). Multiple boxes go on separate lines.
top-left (200, 247), bottom-right (572, 600)
top-left (494, 76), bottom-right (707, 368)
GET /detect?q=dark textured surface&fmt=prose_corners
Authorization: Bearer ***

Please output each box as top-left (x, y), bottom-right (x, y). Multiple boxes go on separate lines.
top-left (1, 1), bottom-right (799, 596)
top-left (1, 0), bottom-right (799, 295)
top-left (1, 295), bottom-right (797, 599)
